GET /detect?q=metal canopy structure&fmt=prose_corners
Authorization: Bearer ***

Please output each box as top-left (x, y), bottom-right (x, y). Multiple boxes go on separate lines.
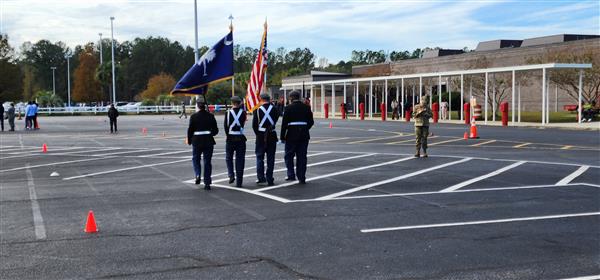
top-left (281, 63), bottom-right (592, 125)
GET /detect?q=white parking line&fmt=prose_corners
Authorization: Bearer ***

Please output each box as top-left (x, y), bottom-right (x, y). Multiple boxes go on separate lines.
top-left (289, 183), bottom-right (589, 203)
top-left (0, 156), bottom-right (118, 173)
top-left (63, 158), bottom-right (190, 180)
top-left (428, 138), bottom-right (464, 146)
top-left (95, 148), bottom-right (159, 157)
top-left (347, 135), bottom-right (402, 144)
top-left (558, 274), bottom-right (600, 280)
top-left (185, 152), bottom-right (372, 185)
top-left (317, 158), bottom-right (472, 200)
top-left (257, 155), bottom-right (409, 192)
top-left (556, 165), bottom-right (590, 185)
top-left (311, 137), bottom-right (349, 144)
top-left (209, 151), bottom-right (331, 178)
top-left (210, 183), bottom-right (291, 203)
top-left (439, 161), bottom-right (526, 192)
top-left (471, 139), bottom-right (497, 147)
top-left (138, 150), bottom-right (190, 158)
top-left (360, 212), bottom-right (600, 233)
top-left (25, 164), bottom-right (46, 240)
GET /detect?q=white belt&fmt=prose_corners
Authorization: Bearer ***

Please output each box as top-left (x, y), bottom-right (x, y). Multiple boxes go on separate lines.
top-left (288, 122), bottom-right (307, 126)
top-left (229, 131), bottom-right (244, 135)
top-left (193, 131), bottom-right (211, 135)
top-left (258, 127), bottom-right (276, 132)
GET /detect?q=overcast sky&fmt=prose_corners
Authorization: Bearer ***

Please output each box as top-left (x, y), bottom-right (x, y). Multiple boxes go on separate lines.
top-left (2, 0), bottom-right (599, 62)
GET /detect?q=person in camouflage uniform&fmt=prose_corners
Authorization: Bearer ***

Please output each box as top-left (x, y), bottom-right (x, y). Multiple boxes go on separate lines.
top-left (412, 95), bottom-right (433, 158)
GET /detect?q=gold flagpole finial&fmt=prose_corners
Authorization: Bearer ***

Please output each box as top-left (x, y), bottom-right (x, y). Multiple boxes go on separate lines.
top-left (228, 14), bottom-right (234, 32)
top-left (264, 17), bottom-right (268, 30)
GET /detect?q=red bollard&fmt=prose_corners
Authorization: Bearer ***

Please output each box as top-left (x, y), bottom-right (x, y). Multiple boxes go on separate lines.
top-left (432, 102), bottom-right (439, 123)
top-left (324, 102), bottom-right (329, 119)
top-left (340, 103), bottom-right (346, 119)
top-left (500, 101), bottom-right (509, 126)
top-left (405, 109), bottom-right (411, 122)
top-left (464, 103), bottom-right (471, 125)
top-left (380, 103), bottom-right (386, 121)
top-left (359, 102), bottom-right (365, 120)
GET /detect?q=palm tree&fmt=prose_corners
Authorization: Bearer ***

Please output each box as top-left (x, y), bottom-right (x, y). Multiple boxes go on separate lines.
top-left (34, 90), bottom-right (63, 107)
top-left (197, 49), bottom-right (216, 76)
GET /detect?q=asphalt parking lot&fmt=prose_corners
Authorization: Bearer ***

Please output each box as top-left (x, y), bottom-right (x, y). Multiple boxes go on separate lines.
top-left (1, 114), bottom-right (599, 279)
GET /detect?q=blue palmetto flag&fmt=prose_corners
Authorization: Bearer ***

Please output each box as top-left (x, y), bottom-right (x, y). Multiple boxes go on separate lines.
top-left (171, 31), bottom-right (234, 95)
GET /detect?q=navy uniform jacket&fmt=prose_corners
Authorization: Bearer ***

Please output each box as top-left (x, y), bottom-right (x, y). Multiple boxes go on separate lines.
top-left (280, 100), bottom-right (314, 142)
top-left (108, 107), bottom-right (119, 119)
top-left (252, 103), bottom-right (280, 144)
top-left (187, 110), bottom-right (219, 147)
top-left (224, 107), bottom-right (247, 142)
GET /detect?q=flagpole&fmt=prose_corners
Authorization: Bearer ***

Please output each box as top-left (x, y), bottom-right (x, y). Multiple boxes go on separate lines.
top-left (263, 19), bottom-right (268, 97)
top-left (229, 14), bottom-right (235, 98)
top-left (193, 0), bottom-right (199, 104)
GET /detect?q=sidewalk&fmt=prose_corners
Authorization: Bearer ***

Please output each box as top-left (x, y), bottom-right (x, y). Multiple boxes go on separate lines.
top-left (317, 115), bottom-right (600, 131)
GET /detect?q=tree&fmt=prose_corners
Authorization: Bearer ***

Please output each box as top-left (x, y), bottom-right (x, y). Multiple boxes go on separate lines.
top-left (139, 72), bottom-right (176, 100)
top-left (527, 47), bottom-right (600, 104)
top-left (20, 39), bottom-right (69, 100)
top-left (390, 50), bottom-right (411, 61)
top-left (73, 44), bottom-right (102, 103)
top-left (0, 34), bottom-right (22, 101)
top-left (34, 90), bottom-right (63, 107)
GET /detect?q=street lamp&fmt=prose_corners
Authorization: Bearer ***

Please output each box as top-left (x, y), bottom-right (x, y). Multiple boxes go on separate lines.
top-left (110, 16), bottom-right (116, 104)
top-left (98, 33), bottom-right (103, 64)
top-left (65, 51), bottom-right (72, 108)
top-left (50, 66), bottom-right (57, 96)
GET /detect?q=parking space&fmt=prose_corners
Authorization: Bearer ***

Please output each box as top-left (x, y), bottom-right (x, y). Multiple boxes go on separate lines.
top-left (1, 115), bottom-right (599, 279)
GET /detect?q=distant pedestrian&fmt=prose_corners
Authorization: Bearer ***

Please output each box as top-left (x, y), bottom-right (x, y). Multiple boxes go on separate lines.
top-left (32, 101), bottom-right (39, 129)
top-left (253, 93), bottom-right (280, 186)
top-left (179, 101), bottom-right (187, 119)
top-left (224, 96), bottom-right (247, 187)
top-left (281, 90), bottom-right (314, 184)
top-left (7, 103), bottom-right (15, 131)
top-left (0, 102), bottom-right (4, 131)
top-left (440, 101), bottom-right (448, 120)
top-left (412, 95), bottom-right (433, 158)
top-left (108, 104), bottom-right (119, 133)
top-left (391, 99), bottom-right (399, 120)
top-left (25, 101), bottom-right (35, 130)
top-left (187, 96), bottom-right (219, 190)
top-left (582, 101), bottom-right (596, 122)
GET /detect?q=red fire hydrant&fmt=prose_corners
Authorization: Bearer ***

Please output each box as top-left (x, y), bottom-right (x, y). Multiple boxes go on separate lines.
top-left (500, 101), bottom-right (509, 126)
top-left (359, 102), bottom-right (365, 120)
top-left (380, 103), bottom-right (386, 121)
top-left (464, 103), bottom-right (470, 125)
top-left (432, 102), bottom-right (439, 123)
top-left (324, 102), bottom-right (329, 119)
top-left (340, 103), bottom-right (346, 119)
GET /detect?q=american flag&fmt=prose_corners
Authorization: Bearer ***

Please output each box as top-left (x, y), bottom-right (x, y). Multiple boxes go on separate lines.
top-left (245, 23), bottom-right (268, 113)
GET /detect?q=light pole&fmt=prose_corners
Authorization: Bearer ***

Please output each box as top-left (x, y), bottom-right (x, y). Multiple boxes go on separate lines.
top-left (98, 33), bottom-right (103, 64)
top-left (65, 51), bottom-right (72, 108)
top-left (110, 16), bottom-right (116, 104)
top-left (193, 0), bottom-right (199, 63)
top-left (51, 67), bottom-right (57, 96)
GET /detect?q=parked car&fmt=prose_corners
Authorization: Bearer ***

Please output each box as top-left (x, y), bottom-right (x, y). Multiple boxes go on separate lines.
top-left (122, 102), bottom-right (142, 110)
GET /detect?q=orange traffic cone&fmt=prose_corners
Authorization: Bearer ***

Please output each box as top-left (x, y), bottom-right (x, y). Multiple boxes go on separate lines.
top-left (142, 127), bottom-right (148, 134)
top-left (42, 143), bottom-right (48, 153)
top-left (84, 210), bottom-right (98, 233)
top-left (329, 122), bottom-right (333, 129)
top-left (469, 121), bottom-right (479, 139)
top-left (463, 132), bottom-right (469, 140)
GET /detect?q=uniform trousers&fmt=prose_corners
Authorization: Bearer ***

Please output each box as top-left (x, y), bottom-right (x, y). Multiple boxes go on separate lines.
top-left (192, 145), bottom-right (214, 184)
top-left (284, 139), bottom-right (309, 181)
top-left (226, 141), bottom-right (246, 185)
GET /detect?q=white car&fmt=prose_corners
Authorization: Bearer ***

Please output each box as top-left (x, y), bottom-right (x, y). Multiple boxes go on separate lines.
top-left (122, 102), bottom-right (142, 111)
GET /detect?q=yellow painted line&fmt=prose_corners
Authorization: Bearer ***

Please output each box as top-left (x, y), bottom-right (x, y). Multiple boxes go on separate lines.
top-left (312, 137), bottom-right (349, 144)
top-left (386, 136), bottom-right (437, 145)
top-left (560, 145), bottom-right (573, 150)
top-left (513, 142), bottom-right (531, 148)
top-left (429, 138), bottom-right (465, 146)
top-left (471, 140), bottom-right (497, 147)
top-left (347, 135), bottom-right (403, 144)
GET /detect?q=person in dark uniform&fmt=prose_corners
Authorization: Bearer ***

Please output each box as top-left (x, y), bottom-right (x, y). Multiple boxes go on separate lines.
top-left (252, 93), bottom-right (280, 186)
top-left (280, 90), bottom-right (314, 184)
top-left (107, 104), bottom-right (119, 133)
top-left (0, 101), bottom-right (4, 132)
top-left (187, 96), bottom-right (219, 190)
top-left (179, 101), bottom-right (187, 119)
top-left (224, 96), bottom-right (247, 188)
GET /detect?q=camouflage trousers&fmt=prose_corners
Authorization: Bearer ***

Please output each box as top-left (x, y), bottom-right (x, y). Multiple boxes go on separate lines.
top-left (415, 126), bottom-right (429, 154)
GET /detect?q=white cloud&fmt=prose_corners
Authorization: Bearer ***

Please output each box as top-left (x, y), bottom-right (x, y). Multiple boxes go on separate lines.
top-left (1, 0), bottom-right (598, 62)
